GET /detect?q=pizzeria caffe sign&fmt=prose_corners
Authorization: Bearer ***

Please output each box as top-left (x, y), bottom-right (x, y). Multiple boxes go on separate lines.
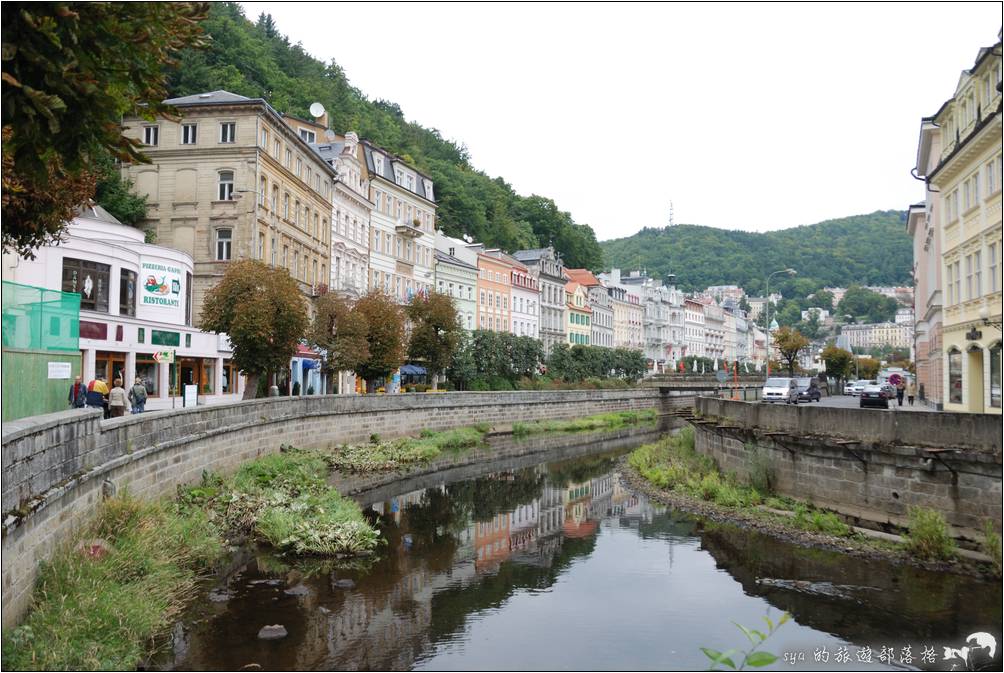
top-left (141, 261), bottom-right (182, 308)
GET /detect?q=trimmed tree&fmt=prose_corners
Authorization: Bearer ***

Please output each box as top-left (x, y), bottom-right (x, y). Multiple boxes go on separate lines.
top-left (2, 2), bottom-right (208, 256)
top-left (310, 291), bottom-right (369, 387)
top-left (353, 290), bottom-right (406, 388)
top-left (773, 326), bottom-right (810, 376)
top-left (406, 292), bottom-right (462, 390)
top-left (821, 344), bottom-right (853, 387)
top-left (200, 260), bottom-right (308, 399)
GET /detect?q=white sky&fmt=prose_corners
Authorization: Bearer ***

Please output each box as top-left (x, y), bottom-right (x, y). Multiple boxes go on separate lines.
top-left (241, 1), bottom-right (1001, 240)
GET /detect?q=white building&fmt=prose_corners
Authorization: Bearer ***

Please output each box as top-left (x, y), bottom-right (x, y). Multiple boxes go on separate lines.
top-left (362, 141), bottom-right (436, 304)
top-left (684, 298), bottom-right (706, 359)
top-left (512, 247), bottom-right (566, 355)
top-left (1, 206), bottom-right (245, 408)
top-left (434, 232), bottom-right (479, 332)
top-left (603, 269), bottom-right (682, 371)
top-left (801, 308), bottom-right (831, 322)
top-left (313, 132), bottom-right (371, 298)
top-left (510, 261), bottom-right (540, 339)
top-left (841, 322), bottom-right (914, 351)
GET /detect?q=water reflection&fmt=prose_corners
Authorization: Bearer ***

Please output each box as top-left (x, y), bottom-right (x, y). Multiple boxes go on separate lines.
top-left (162, 439), bottom-right (1001, 672)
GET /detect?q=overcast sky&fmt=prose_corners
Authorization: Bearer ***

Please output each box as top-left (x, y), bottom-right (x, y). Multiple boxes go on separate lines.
top-left (242, 2), bottom-right (1000, 240)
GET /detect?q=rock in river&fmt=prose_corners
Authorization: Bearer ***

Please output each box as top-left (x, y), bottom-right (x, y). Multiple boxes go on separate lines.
top-left (257, 624), bottom-right (288, 640)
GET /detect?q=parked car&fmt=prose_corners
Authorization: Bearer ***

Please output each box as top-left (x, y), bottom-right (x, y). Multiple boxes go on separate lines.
top-left (762, 377), bottom-right (799, 404)
top-left (795, 377), bottom-right (821, 402)
top-left (860, 383), bottom-right (890, 409)
top-left (849, 380), bottom-right (874, 396)
top-left (843, 380), bottom-right (857, 395)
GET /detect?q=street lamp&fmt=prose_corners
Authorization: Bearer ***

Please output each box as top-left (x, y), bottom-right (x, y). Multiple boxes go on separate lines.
top-left (842, 314), bottom-right (860, 379)
top-left (979, 305), bottom-right (1002, 330)
top-left (764, 268), bottom-right (796, 376)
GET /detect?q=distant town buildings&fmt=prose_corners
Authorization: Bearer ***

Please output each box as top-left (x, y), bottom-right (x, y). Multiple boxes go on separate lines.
top-left (841, 322), bottom-right (914, 351)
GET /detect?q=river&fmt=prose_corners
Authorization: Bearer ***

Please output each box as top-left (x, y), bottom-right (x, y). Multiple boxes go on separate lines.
top-left (157, 430), bottom-right (1002, 671)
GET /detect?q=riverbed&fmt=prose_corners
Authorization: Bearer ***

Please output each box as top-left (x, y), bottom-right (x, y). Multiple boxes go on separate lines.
top-left (156, 430), bottom-right (1002, 671)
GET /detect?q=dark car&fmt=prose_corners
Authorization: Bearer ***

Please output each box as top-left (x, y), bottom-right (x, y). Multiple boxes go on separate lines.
top-left (795, 377), bottom-right (821, 402)
top-left (859, 383), bottom-right (889, 409)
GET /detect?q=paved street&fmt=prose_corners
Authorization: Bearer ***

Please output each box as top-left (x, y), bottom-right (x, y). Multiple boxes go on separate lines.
top-left (812, 392), bottom-right (935, 412)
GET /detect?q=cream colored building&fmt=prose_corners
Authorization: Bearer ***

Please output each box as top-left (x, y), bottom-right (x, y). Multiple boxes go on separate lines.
top-left (361, 141), bottom-right (436, 304)
top-left (840, 322), bottom-right (914, 351)
top-left (121, 91), bottom-right (334, 324)
top-left (608, 284), bottom-right (643, 351)
top-left (925, 36), bottom-right (1002, 414)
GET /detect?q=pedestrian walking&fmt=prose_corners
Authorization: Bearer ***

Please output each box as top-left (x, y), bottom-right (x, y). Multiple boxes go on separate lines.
top-left (895, 378), bottom-right (906, 407)
top-left (89, 376), bottom-right (110, 418)
top-left (129, 376), bottom-right (148, 414)
top-left (108, 379), bottom-right (127, 418)
top-left (906, 379), bottom-right (916, 406)
top-left (68, 375), bottom-right (86, 408)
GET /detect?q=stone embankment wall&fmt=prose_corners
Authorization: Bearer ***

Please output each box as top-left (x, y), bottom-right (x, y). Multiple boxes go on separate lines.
top-left (692, 398), bottom-right (1002, 537)
top-left (1, 388), bottom-right (675, 627)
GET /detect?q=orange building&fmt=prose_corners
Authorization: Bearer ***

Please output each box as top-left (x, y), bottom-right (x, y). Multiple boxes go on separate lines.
top-left (476, 250), bottom-right (513, 331)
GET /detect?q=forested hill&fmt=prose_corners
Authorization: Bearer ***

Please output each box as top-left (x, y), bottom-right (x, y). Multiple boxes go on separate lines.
top-left (600, 210), bottom-right (911, 295)
top-left (165, 3), bottom-right (602, 268)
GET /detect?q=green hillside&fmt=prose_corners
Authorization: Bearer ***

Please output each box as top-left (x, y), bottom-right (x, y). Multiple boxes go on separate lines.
top-left (165, 3), bottom-right (602, 269)
top-left (600, 210), bottom-right (911, 296)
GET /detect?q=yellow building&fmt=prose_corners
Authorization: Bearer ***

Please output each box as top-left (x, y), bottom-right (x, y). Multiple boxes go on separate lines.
top-left (925, 36), bottom-right (1002, 414)
top-left (565, 282), bottom-right (591, 346)
top-left (121, 90), bottom-right (334, 325)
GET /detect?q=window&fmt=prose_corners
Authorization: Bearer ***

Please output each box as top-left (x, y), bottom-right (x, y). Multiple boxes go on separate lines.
top-left (258, 233), bottom-right (265, 260)
top-left (135, 355), bottom-right (160, 398)
top-left (260, 127), bottom-right (268, 148)
top-left (62, 258), bottom-right (110, 312)
top-left (948, 348), bottom-right (963, 404)
top-left (181, 124), bottom-right (197, 145)
top-left (271, 237), bottom-right (277, 267)
top-left (220, 122), bottom-right (236, 143)
top-left (954, 261), bottom-right (962, 304)
top-left (283, 193), bottom-right (290, 219)
top-left (119, 269), bottom-right (136, 317)
top-left (274, 139), bottom-right (281, 158)
top-left (966, 254), bottom-right (973, 300)
top-left (285, 149), bottom-right (292, 168)
top-left (222, 359), bottom-right (239, 394)
top-left (294, 200), bottom-right (301, 226)
top-left (283, 245), bottom-right (289, 269)
top-left (299, 128), bottom-right (315, 143)
top-left (991, 343), bottom-right (1002, 408)
top-left (296, 157), bottom-right (303, 177)
top-left (990, 243), bottom-right (999, 292)
top-left (374, 154), bottom-right (384, 175)
top-left (974, 250), bottom-right (982, 297)
top-left (217, 171), bottom-right (234, 201)
top-left (259, 176), bottom-right (267, 206)
top-left (375, 192), bottom-right (383, 211)
top-left (143, 125), bottom-right (159, 146)
top-left (216, 228), bottom-right (232, 261)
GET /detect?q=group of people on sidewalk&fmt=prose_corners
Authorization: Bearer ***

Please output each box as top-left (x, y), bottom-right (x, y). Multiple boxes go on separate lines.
top-left (68, 374), bottom-right (149, 418)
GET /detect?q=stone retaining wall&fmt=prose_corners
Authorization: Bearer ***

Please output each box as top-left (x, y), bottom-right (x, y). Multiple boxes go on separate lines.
top-left (1, 388), bottom-right (673, 628)
top-left (692, 398), bottom-right (1002, 537)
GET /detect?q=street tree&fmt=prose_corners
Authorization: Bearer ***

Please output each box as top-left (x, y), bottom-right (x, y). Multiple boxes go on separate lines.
top-left (447, 331), bottom-right (477, 390)
top-left (773, 326), bottom-right (810, 376)
top-left (1, 2), bottom-right (208, 256)
top-left (406, 292), bottom-right (462, 389)
top-left (310, 291), bottom-right (369, 380)
top-left (353, 290), bottom-right (406, 386)
top-left (821, 344), bottom-right (853, 386)
top-left (200, 260), bottom-right (308, 399)
top-left (857, 357), bottom-right (881, 380)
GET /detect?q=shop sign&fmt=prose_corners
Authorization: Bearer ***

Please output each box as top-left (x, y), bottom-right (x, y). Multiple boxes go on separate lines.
top-left (153, 350), bottom-right (176, 364)
top-left (141, 261), bottom-right (182, 308)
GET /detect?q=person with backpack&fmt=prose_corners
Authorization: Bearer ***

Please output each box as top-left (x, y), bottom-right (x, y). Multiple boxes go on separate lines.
top-left (129, 375), bottom-right (148, 414)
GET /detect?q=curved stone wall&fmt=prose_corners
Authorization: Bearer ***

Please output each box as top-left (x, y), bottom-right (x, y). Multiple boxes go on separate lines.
top-left (1, 389), bottom-right (676, 627)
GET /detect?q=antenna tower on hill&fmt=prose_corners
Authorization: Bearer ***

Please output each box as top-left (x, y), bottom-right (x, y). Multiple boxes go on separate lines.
top-left (668, 201), bottom-right (675, 227)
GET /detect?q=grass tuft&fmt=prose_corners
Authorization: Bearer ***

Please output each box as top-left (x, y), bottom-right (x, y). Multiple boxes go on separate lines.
top-left (903, 506), bottom-right (956, 561)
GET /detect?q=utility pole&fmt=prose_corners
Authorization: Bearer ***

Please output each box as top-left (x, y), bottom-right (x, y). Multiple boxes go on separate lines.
top-left (668, 201), bottom-right (675, 227)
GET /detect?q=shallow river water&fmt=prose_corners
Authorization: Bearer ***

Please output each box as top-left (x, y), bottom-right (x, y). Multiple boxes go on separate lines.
top-left (158, 431), bottom-right (1002, 671)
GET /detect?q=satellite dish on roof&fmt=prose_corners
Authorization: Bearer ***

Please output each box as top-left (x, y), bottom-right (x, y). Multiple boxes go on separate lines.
top-left (309, 102), bottom-right (326, 118)
top-left (324, 128), bottom-right (336, 141)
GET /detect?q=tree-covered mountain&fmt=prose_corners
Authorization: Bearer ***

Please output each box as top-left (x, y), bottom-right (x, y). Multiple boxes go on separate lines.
top-left (164, 3), bottom-right (602, 269)
top-left (600, 210), bottom-right (911, 296)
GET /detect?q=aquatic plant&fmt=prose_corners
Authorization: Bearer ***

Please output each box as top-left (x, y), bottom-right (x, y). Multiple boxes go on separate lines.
top-left (982, 520), bottom-right (1002, 574)
top-left (903, 506), bottom-right (956, 561)
top-left (702, 612), bottom-right (790, 670)
top-left (511, 408), bottom-right (657, 437)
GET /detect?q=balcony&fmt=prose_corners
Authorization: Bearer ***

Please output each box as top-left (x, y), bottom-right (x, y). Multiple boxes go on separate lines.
top-left (396, 219), bottom-right (423, 239)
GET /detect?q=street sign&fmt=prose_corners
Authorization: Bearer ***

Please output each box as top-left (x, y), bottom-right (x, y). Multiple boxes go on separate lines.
top-left (153, 350), bottom-right (175, 364)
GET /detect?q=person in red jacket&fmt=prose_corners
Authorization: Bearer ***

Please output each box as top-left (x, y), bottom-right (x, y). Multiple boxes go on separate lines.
top-left (68, 375), bottom-right (86, 408)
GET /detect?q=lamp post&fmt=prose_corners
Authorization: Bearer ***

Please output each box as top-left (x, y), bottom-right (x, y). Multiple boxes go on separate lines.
top-left (842, 314), bottom-right (860, 379)
top-left (764, 268), bottom-right (796, 376)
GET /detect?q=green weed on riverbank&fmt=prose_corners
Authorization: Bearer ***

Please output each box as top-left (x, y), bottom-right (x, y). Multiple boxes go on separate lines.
top-left (512, 408), bottom-right (657, 438)
top-left (2, 496), bottom-right (222, 671)
top-left (181, 451), bottom-right (380, 556)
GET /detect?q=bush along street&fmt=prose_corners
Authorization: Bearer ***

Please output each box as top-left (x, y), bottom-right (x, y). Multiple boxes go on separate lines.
top-left (625, 429), bottom-right (1000, 575)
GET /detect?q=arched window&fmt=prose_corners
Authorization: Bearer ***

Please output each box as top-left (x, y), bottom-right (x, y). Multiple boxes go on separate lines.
top-left (217, 171), bottom-right (234, 201)
top-left (990, 342), bottom-right (1002, 409)
top-left (215, 228), bottom-right (232, 261)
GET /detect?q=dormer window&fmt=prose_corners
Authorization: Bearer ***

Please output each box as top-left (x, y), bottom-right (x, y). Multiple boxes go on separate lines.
top-left (373, 154), bottom-right (384, 175)
top-left (299, 128), bottom-right (316, 143)
top-left (143, 125), bottom-right (159, 146)
top-left (395, 169), bottom-right (404, 185)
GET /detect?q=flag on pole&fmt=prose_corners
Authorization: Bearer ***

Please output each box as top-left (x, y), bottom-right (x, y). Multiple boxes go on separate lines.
top-left (713, 358), bottom-right (719, 371)
top-left (692, 360), bottom-right (697, 373)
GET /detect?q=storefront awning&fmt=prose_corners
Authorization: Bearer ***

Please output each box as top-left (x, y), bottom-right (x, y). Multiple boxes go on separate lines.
top-left (400, 364), bottom-right (427, 375)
